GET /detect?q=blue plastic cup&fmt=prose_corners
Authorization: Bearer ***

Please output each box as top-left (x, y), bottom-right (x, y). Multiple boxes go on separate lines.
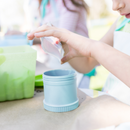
top-left (43, 69), bottom-right (79, 112)
top-left (43, 69), bottom-right (76, 81)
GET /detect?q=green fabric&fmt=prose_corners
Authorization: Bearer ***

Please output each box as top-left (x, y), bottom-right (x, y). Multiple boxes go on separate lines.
top-left (84, 68), bottom-right (96, 77)
top-left (116, 16), bottom-right (130, 33)
top-left (89, 66), bottom-right (109, 91)
top-left (41, 0), bottom-right (59, 19)
top-left (41, 0), bottom-right (49, 19)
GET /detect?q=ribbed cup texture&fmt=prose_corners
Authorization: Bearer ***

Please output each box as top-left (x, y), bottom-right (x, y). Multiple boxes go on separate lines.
top-left (43, 69), bottom-right (79, 112)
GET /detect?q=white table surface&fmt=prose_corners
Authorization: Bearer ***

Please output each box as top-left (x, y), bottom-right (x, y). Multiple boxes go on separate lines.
top-left (1, 61), bottom-right (130, 130)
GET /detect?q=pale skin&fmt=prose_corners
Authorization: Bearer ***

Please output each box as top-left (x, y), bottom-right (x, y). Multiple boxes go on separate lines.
top-left (28, 0), bottom-right (130, 88)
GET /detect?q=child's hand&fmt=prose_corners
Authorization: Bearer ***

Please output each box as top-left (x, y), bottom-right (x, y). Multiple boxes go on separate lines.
top-left (27, 25), bottom-right (95, 63)
top-left (61, 42), bottom-right (83, 64)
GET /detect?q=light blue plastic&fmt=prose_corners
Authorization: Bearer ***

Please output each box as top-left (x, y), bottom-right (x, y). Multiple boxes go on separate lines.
top-left (43, 69), bottom-right (76, 81)
top-left (0, 35), bottom-right (33, 47)
top-left (43, 69), bottom-right (79, 112)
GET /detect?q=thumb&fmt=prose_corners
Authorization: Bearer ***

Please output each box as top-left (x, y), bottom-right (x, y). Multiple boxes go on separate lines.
top-left (61, 52), bottom-right (74, 64)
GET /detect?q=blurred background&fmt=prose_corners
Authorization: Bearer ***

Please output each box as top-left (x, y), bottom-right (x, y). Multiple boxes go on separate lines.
top-left (0, 0), bottom-right (120, 90)
top-left (0, 0), bottom-right (119, 36)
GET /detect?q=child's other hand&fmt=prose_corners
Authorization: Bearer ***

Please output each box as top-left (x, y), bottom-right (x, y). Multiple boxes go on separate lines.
top-left (27, 25), bottom-right (95, 63)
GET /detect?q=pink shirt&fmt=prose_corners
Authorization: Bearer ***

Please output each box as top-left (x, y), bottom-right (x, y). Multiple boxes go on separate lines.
top-left (42, 0), bottom-right (88, 37)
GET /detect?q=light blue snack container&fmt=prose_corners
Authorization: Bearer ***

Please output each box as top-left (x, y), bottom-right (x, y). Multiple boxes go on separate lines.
top-left (0, 35), bottom-right (33, 47)
top-left (43, 69), bottom-right (79, 112)
top-left (43, 70), bottom-right (76, 81)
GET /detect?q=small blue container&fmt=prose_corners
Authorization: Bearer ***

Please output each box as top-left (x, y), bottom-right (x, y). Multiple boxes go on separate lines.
top-left (43, 69), bottom-right (79, 112)
top-left (0, 35), bottom-right (33, 47)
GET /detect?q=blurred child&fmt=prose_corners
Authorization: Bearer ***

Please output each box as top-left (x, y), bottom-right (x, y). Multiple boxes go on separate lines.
top-left (28, 0), bottom-right (130, 105)
top-left (24, 0), bottom-right (89, 34)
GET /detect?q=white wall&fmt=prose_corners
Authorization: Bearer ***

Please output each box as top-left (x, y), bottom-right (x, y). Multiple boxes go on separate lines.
top-left (85, 0), bottom-right (112, 11)
top-left (0, 0), bottom-right (24, 26)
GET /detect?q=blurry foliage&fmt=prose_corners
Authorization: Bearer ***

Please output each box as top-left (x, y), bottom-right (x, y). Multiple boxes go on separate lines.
top-left (17, 0), bottom-right (25, 15)
top-left (89, 0), bottom-right (110, 19)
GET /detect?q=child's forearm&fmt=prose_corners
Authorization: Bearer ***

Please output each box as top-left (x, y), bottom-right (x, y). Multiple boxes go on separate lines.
top-left (68, 20), bottom-right (117, 73)
top-left (62, 43), bottom-right (98, 73)
top-left (71, 20), bottom-right (117, 74)
top-left (68, 57), bottom-right (98, 74)
top-left (27, 25), bottom-right (130, 87)
top-left (91, 42), bottom-right (130, 87)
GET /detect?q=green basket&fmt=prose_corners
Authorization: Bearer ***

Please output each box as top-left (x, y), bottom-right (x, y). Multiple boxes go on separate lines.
top-left (0, 45), bottom-right (37, 101)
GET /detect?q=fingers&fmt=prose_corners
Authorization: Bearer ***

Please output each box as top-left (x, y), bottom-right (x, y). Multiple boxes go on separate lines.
top-left (34, 29), bottom-right (67, 44)
top-left (27, 24), bottom-right (55, 40)
top-left (27, 25), bottom-right (71, 46)
top-left (61, 52), bottom-right (74, 64)
top-left (34, 30), bottom-right (58, 38)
